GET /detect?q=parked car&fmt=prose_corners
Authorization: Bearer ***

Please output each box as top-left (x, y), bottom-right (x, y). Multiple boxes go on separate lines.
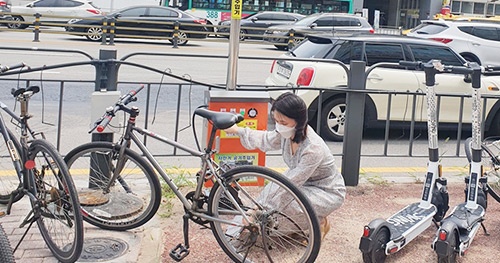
top-left (265, 34), bottom-right (500, 141)
top-left (6, 0), bottom-right (102, 29)
top-left (263, 13), bottom-right (374, 50)
top-left (217, 11), bottom-right (305, 41)
top-left (407, 20), bottom-right (500, 66)
top-left (0, 0), bottom-right (11, 25)
top-left (65, 5), bottom-right (208, 45)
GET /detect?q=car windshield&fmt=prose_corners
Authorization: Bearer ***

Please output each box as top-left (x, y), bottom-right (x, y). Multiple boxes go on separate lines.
top-left (290, 36), bottom-right (335, 58)
top-left (411, 23), bottom-right (448, 34)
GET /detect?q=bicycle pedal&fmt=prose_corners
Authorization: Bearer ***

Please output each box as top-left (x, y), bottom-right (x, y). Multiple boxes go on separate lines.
top-left (169, 243), bottom-right (190, 262)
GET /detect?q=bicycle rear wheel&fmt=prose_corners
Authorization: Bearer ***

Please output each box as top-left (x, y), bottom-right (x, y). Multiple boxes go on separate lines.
top-left (28, 139), bottom-right (83, 263)
top-left (0, 223), bottom-right (15, 263)
top-left (465, 137), bottom-right (500, 201)
top-left (208, 166), bottom-right (321, 263)
top-left (0, 128), bottom-right (24, 204)
top-left (64, 142), bottom-right (161, 231)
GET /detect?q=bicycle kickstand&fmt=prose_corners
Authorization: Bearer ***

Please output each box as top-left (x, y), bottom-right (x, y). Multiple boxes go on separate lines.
top-left (169, 213), bottom-right (191, 262)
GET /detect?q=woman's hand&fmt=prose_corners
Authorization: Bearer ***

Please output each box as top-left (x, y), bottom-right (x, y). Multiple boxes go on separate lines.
top-left (224, 124), bottom-right (240, 134)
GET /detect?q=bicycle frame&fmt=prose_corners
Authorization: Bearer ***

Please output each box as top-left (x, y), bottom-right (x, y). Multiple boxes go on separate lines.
top-left (0, 90), bottom-right (40, 205)
top-left (105, 105), bottom-right (252, 226)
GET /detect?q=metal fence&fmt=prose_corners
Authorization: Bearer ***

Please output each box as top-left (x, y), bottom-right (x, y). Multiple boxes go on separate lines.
top-left (1, 46), bottom-right (497, 185)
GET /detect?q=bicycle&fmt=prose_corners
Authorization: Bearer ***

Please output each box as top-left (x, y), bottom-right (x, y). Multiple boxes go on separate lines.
top-left (464, 136), bottom-right (500, 203)
top-left (0, 63), bottom-right (84, 263)
top-left (64, 84), bottom-right (321, 262)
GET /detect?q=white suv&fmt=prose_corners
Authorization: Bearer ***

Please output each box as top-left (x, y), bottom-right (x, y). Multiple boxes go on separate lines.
top-left (265, 34), bottom-right (500, 141)
top-left (407, 20), bottom-right (500, 67)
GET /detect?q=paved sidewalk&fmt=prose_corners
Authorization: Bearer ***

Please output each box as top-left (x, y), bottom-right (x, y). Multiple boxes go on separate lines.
top-left (0, 154), bottom-right (470, 263)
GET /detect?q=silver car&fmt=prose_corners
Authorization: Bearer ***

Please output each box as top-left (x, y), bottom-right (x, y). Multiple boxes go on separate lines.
top-left (263, 13), bottom-right (374, 50)
top-left (407, 20), bottom-right (500, 67)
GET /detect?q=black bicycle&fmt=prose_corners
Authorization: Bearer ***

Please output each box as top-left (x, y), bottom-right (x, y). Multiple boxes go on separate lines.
top-left (464, 136), bottom-right (500, 203)
top-left (0, 63), bottom-right (84, 262)
top-left (64, 85), bottom-right (321, 263)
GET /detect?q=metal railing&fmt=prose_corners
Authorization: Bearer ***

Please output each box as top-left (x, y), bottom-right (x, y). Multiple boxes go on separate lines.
top-left (1, 47), bottom-right (495, 185)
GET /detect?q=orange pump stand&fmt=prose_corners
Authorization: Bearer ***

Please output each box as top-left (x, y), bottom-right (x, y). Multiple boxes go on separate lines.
top-left (204, 90), bottom-right (270, 186)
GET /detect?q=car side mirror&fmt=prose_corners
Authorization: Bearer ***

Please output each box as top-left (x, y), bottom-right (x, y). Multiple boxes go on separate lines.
top-left (27, 3), bottom-right (33, 7)
top-left (309, 23), bottom-right (317, 28)
top-left (114, 13), bottom-right (122, 18)
top-left (251, 17), bottom-right (258, 22)
top-left (463, 74), bottom-right (472, 83)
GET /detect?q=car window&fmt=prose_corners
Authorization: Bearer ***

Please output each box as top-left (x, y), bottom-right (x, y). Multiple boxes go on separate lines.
top-left (331, 41), bottom-right (352, 63)
top-left (59, 0), bottom-right (83, 7)
top-left (364, 43), bottom-right (404, 66)
top-left (316, 17), bottom-right (334, 27)
top-left (333, 17), bottom-right (361, 27)
top-left (120, 8), bottom-right (147, 17)
top-left (411, 23), bottom-right (448, 35)
top-left (472, 26), bottom-right (500, 41)
top-left (32, 0), bottom-right (58, 7)
top-left (148, 7), bottom-right (178, 17)
top-left (409, 45), bottom-right (464, 66)
top-left (291, 37), bottom-right (335, 58)
top-left (257, 14), bottom-right (273, 20)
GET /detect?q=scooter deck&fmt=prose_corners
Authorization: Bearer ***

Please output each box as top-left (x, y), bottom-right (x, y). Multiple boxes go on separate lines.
top-left (387, 202), bottom-right (437, 240)
top-left (447, 203), bottom-right (485, 232)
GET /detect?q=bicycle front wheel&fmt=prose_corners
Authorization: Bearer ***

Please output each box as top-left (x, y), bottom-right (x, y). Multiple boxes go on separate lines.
top-left (208, 166), bottom-right (321, 263)
top-left (28, 139), bottom-right (83, 263)
top-left (64, 142), bottom-right (161, 231)
top-left (0, 223), bottom-right (15, 263)
top-left (465, 137), bottom-right (500, 200)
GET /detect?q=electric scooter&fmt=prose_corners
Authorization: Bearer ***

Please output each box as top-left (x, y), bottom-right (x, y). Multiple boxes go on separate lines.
top-left (432, 62), bottom-right (488, 262)
top-left (359, 60), bottom-right (450, 263)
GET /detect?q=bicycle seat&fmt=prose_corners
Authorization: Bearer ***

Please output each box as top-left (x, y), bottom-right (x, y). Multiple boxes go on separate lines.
top-left (195, 108), bottom-right (243, 129)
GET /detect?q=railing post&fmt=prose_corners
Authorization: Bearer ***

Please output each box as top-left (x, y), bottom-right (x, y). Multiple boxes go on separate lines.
top-left (287, 29), bottom-right (295, 50)
top-left (172, 21), bottom-right (179, 48)
top-left (33, 13), bottom-right (41, 42)
top-left (341, 60), bottom-right (367, 186)
top-left (100, 17), bottom-right (108, 45)
top-left (109, 17), bottom-right (116, 46)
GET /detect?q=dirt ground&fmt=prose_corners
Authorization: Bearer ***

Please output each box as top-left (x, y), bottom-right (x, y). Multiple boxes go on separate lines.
top-left (159, 182), bottom-right (500, 262)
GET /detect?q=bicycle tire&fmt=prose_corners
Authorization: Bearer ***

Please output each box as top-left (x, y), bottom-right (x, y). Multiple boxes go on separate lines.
top-left (207, 166), bottom-right (321, 263)
top-left (0, 223), bottom-right (15, 263)
top-left (0, 128), bottom-right (24, 204)
top-left (28, 139), bottom-right (83, 263)
top-left (465, 137), bottom-right (500, 201)
top-left (64, 141), bottom-right (161, 231)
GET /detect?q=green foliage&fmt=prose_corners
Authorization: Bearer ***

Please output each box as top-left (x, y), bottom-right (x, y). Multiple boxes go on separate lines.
top-left (158, 166), bottom-right (196, 218)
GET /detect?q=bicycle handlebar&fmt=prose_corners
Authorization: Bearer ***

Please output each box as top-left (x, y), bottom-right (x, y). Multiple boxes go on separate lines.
top-left (0, 62), bottom-right (29, 73)
top-left (398, 60), bottom-right (479, 74)
top-left (90, 84), bottom-right (145, 133)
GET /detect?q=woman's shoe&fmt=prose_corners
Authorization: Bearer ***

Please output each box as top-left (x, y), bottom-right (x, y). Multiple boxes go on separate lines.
top-left (320, 218), bottom-right (331, 241)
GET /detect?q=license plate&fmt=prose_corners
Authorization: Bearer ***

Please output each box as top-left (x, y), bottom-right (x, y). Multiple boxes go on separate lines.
top-left (276, 64), bottom-right (292, 79)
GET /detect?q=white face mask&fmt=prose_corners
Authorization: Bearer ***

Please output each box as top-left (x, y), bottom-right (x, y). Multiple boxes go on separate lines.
top-left (275, 123), bottom-right (296, 139)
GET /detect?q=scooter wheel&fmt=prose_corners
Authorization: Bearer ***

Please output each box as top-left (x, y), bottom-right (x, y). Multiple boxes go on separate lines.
top-left (362, 227), bottom-right (389, 263)
top-left (437, 230), bottom-right (458, 263)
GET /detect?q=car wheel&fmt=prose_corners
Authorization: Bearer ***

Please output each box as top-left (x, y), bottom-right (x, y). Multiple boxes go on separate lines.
top-left (239, 29), bottom-right (246, 41)
top-left (320, 97), bottom-right (347, 141)
top-left (169, 31), bottom-right (189, 46)
top-left (85, 27), bottom-right (103, 41)
top-left (7, 16), bottom-right (28, 29)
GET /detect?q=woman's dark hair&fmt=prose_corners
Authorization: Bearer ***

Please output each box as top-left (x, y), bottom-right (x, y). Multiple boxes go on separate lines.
top-left (271, 92), bottom-right (308, 143)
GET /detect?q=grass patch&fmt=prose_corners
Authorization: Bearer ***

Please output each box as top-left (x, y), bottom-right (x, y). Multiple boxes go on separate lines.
top-left (158, 166), bottom-right (196, 218)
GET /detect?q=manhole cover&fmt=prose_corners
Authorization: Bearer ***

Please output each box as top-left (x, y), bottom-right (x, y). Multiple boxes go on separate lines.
top-left (78, 237), bottom-right (128, 262)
